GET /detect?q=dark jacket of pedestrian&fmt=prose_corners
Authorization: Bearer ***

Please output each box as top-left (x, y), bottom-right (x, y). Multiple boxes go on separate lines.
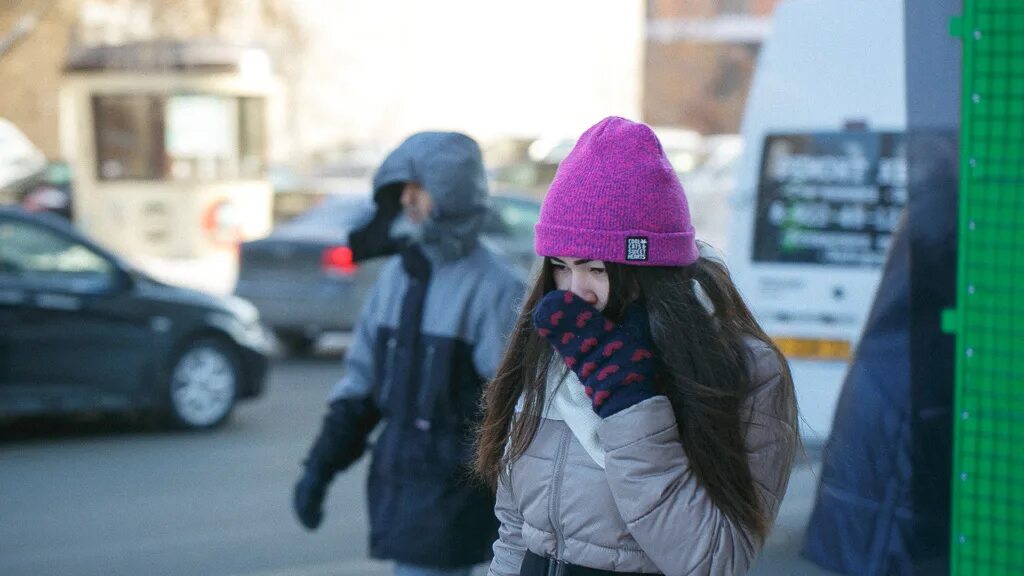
top-left (802, 132), bottom-right (959, 576)
top-left (294, 132), bottom-right (525, 570)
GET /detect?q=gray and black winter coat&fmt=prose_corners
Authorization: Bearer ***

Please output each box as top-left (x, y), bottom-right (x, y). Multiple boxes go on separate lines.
top-left (490, 338), bottom-right (798, 575)
top-left (303, 133), bottom-right (525, 568)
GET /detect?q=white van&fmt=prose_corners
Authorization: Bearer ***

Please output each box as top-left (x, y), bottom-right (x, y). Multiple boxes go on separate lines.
top-left (726, 0), bottom-right (906, 443)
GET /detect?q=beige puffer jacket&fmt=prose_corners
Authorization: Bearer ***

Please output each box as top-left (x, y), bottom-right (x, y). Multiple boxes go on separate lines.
top-left (488, 338), bottom-right (798, 576)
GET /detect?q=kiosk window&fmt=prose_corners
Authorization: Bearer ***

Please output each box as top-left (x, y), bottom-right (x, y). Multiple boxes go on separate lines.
top-left (239, 97), bottom-right (266, 179)
top-left (93, 94), bottom-right (165, 180)
top-left (93, 94), bottom-right (266, 182)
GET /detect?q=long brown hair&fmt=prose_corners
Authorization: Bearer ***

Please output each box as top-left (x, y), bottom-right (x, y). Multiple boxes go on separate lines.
top-left (474, 252), bottom-right (796, 541)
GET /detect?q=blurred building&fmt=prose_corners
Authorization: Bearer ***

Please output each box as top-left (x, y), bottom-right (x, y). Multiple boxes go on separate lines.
top-left (644, 0), bottom-right (780, 134)
top-left (1, 0), bottom-right (644, 166)
top-left (0, 0), bottom-right (298, 161)
top-left (1, 1), bottom-right (772, 185)
top-left (0, 1), bottom-right (74, 160)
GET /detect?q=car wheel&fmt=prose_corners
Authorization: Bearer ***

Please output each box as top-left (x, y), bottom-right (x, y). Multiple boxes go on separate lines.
top-left (166, 338), bottom-right (239, 429)
top-left (276, 331), bottom-right (317, 357)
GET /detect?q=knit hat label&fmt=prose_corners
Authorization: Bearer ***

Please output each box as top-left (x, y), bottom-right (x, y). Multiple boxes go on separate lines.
top-left (626, 237), bottom-right (649, 261)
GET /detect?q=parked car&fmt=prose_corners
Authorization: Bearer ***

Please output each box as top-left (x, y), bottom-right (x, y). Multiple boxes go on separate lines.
top-left (18, 161), bottom-right (74, 220)
top-left (234, 192), bottom-right (541, 354)
top-left (0, 207), bottom-right (271, 429)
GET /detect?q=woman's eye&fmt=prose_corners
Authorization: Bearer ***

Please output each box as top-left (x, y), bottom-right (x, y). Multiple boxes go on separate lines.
top-left (590, 268), bottom-right (606, 275)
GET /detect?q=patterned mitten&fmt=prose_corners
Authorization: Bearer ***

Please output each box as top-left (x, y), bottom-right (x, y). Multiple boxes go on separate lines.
top-left (533, 290), bottom-right (659, 417)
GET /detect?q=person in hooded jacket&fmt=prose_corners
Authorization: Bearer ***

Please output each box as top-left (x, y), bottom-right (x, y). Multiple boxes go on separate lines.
top-left (293, 132), bottom-right (526, 576)
top-left (474, 117), bottom-right (799, 576)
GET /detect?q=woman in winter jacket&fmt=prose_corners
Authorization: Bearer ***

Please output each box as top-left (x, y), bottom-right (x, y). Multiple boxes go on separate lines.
top-left (474, 117), bottom-right (799, 576)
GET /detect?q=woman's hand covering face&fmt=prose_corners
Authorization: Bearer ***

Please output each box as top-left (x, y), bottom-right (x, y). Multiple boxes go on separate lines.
top-left (533, 290), bottom-right (659, 417)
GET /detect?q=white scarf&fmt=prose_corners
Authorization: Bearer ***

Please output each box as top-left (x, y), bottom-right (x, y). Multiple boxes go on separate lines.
top-left (515, 357), bottom-right (607, 468)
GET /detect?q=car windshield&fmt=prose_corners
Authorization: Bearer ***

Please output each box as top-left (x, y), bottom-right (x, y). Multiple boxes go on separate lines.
top-left (486, 196), bottom-right (541, 239)
top-left (277, 195), bottom-right (374, 237)
top-left (0, 216), bottom-right (116, 292)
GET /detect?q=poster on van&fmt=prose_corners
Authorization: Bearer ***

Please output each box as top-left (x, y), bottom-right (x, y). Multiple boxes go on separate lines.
top-left (753, 132), bottom-right (906, 267)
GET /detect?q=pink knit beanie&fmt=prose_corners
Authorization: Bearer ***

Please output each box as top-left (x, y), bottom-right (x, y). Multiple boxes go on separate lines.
top-left (535, 117), bottom-right (698, 267)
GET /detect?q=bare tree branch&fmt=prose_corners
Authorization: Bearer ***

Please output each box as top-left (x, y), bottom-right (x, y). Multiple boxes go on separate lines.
top-left (0, 0), bottom-right (55, 60)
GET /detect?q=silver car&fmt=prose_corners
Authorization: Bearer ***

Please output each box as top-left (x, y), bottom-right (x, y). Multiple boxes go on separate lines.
top-left (234, 193), bottom-right (540, 354)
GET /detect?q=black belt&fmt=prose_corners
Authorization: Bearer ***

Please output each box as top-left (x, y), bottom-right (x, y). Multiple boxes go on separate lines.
top-left (520, 550), bottom-right (657, 576)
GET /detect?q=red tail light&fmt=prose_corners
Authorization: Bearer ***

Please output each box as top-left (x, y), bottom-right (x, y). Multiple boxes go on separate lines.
top-left (321, 246), bottom-right (358, 276)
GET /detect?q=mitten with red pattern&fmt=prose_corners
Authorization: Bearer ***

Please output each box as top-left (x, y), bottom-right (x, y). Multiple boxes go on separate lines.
top-left (533, 290), bottom-right (659, 417)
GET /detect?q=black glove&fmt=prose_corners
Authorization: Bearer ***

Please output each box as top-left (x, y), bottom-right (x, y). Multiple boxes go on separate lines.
top-left (292, 397), bottom-right (381, 531)
top-left (293, 468), bottom-right (328, 530)
top-left (348, 184), bottom-right (403, 263)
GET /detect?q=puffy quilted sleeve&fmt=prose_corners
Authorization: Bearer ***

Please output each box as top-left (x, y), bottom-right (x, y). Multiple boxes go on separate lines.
top-left (598, 345), bottom-right (797, 575)
top-left (488, 471), bottom-right (527, 576)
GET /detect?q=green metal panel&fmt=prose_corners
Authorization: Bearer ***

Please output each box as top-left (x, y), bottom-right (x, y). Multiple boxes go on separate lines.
top-left (950, 1), bottom-right (1024, 574)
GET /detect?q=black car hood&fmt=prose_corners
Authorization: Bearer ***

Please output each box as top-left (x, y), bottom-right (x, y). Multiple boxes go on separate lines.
top-left (133, 274), bottom-right (258, 324)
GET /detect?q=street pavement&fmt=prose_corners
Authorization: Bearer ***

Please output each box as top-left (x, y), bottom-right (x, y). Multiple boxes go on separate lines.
top-left (0, 351), bottom-right (837, 576)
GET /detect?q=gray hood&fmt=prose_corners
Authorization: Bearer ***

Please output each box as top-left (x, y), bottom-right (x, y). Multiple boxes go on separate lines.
top-left (367, 131), bottom-right (490, 262)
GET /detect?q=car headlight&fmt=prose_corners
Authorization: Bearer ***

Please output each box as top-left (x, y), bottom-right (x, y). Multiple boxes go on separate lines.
top-left (225, 295), bottom-right (261, 327)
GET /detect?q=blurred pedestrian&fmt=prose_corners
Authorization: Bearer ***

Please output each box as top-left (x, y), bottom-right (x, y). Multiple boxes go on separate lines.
top-left (474, 117), bottom-right (799, 575)
top-left (293, 132), bottom-right (525, 576)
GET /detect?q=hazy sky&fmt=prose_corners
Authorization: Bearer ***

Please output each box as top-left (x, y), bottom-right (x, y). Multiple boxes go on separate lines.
top-left (281, 0), bottom-right (644, 156)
